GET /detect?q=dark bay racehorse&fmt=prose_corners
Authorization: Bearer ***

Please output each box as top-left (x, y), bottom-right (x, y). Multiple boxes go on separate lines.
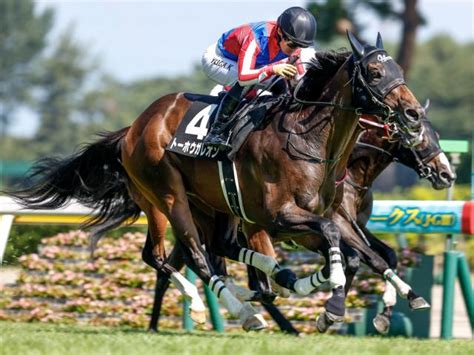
top-left (8, 32), bottom-right (428, 330)
top-left (141, 113), bottom-right (454, 333)
top-left (112, 31), bottom-right (427, 328)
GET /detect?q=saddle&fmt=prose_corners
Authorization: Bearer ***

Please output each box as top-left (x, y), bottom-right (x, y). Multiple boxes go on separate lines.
top-left (166, 91), bottom-right (283, 161)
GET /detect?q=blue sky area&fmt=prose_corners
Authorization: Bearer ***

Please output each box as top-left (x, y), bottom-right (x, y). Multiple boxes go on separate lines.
top-left (8, 0), bottom-right (474, 136)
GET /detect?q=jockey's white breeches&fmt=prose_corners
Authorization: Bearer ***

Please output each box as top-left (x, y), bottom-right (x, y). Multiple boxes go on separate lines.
top-left (202, 43), bottom-right (239, 87)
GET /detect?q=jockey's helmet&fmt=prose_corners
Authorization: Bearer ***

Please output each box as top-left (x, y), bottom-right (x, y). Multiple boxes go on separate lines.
top-left (277, 7), bottom-right (317, 48)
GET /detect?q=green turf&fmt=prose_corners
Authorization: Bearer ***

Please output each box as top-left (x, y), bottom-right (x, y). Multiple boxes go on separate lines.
top-left (0, 321), bottom-right (472, 355)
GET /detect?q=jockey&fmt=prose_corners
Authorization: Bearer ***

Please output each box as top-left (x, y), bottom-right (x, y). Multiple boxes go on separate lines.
top-left (201, 6), bottom-right (317, 150)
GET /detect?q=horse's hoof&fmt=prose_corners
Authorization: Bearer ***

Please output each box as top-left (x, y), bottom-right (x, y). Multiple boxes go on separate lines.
top-left (326, 310), bottom-right (344, 323)
top-left (240, 303), bottom-right (267, 332)
top-left (224, 277), bottom-right (257, 302)
top-left (272, 268), bottom-right (297, 291)
top-left (190, 308), bottom-right (207, 324)
top-left (324, 286), bottom-right (346, 317)
top-left (147, 327), bottom-right (158, 333)
top-left (271, 279), bottom-right (291, 298)
top-left (409, 296), bottom-right (431, 311)
top-left (373, 314), bottom-right (390, 334)
top-left (316, 311), bottom-right (343, 333)
top-left (316, 313), bottom-right (331, 333)
top-left (242, 313), bottom-right (268, 332)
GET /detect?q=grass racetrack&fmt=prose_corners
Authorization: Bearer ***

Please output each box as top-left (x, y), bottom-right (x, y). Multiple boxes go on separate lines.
top-left (1, 322), bottom-right (472, 354)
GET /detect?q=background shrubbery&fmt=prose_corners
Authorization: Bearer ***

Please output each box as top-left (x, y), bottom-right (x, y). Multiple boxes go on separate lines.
top-left (0, 229), bottom-right (423, 332)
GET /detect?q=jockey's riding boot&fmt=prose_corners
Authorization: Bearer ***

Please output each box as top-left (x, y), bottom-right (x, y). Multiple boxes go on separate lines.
top-left (204, 83), bottom-right (244, 151)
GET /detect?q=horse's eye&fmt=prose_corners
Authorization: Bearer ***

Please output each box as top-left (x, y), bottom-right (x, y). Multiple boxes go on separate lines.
top-left (367, 65), bottom-right (385, 85)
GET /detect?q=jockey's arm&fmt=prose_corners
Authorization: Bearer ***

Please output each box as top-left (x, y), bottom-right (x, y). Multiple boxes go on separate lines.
top-left (237, 38), bottom-right (302, 86)
top-left (237, 38), bottom-right (272, 86)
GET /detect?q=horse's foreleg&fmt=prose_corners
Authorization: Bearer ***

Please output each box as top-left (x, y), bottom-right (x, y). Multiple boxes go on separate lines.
top-left (289, 235), bottom-right (329, 295)
top-left (210, 219), bottom-right (295, 295)
top-left (294, 236), bottom-right (360, 297)
top-left (272, 205), bottom-right (347, 325)
top-left (361, 226), bottom-right (430, 313)
top-left (245, 226), bottom-right (292, 299)
top-left (297, 234), bottom-right (360, 333)
top-left (273, 205), bottom-right (347, 293)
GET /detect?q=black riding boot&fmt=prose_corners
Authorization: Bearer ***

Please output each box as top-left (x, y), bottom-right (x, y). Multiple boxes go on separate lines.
top-left (204, 83), bottom-right (244, 151)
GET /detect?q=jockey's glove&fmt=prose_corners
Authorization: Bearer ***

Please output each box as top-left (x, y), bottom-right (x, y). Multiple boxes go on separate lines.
top-left (273, 63), bottom-right (298, 80)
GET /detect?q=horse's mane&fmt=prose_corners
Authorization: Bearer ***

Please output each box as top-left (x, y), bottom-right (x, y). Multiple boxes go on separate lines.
top-left (295, 49), bottom-right (352, 103)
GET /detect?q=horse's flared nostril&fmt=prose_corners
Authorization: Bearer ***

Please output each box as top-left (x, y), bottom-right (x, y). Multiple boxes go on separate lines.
top-left (404, 106), bottom-right (424, 123)
top-left (441, 171), bottom-right (455, 183)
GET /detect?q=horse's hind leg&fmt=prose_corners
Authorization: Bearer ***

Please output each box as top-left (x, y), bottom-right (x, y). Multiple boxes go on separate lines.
top-left (134, 191), bottom-right (206, 324)
top-left (133, 163), bottom-right (266, 331)
top-left (148, 241), bottom-right (186, 332)
top-left (141, 226), bottom-right (206, 324)
top-left (148, 206), bottom-right (233, 331)
top-left (127, 182), bottom-right (167, 268)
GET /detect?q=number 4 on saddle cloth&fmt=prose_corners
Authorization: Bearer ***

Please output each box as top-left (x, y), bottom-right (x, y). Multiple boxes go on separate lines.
top-left (165, 91), bottom-right (282, 223)
top-left (166, 91), bottom-right (280, 161)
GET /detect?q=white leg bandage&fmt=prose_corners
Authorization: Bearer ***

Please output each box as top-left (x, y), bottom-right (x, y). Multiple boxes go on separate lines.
top-left (382, 280), bottom-right (397, 307)
top-left (329, 247), bottom-right (346, 289)
top-left (209, 275), bottom-right (242, 317)
top-left (383, 269), bottom-right (411, 298)
top-left (238, 248), bottom-right (280, 275)
top-left (170, 272), bottom-right (205, 312)
top-left (293, 270), bottom-right (328, 295)
top-left (224, 277), bottom-right (256, 302)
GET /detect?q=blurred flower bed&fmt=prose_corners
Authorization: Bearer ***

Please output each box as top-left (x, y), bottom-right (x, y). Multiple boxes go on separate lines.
top-left (0, 230), bottom-right (421, 332)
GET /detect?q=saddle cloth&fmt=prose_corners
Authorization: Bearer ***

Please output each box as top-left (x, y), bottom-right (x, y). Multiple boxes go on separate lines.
top-left (165, 92), bottom-right (278, 161)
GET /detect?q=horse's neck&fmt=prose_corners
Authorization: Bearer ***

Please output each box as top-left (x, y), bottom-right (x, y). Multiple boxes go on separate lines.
top-left (283, 63), bottom-right (362, 192)
top-left (321, 71), bottom-right (360, 175)
top-left (348, 135), bottom-right (396, 189)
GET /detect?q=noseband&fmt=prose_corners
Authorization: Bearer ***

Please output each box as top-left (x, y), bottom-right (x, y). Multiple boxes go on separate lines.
top-left (398, 120), bottom-right (442, 180)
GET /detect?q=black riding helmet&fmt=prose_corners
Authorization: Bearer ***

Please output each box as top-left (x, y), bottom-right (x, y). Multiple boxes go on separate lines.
top-left (277, 7), bottom-right (317, 48)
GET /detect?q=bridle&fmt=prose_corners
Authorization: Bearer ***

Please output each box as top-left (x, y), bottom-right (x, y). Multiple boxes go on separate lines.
top-left (291, 36), bottom-right (424, 150)
top-left (395, 119), bottom-right (442, 180)
top-left (351, 118), bottom-right (442, 185)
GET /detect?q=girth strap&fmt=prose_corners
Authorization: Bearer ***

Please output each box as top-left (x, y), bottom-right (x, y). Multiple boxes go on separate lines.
top-left (217, 158), bottom-right (255, 224)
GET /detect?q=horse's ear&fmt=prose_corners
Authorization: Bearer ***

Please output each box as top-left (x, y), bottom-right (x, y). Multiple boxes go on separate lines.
top-left (347, 30), bottom-right (365, 59)
top-left (423, 98), bottom-right (431, 112)
top-left (376, 32), bottom-right (384, 49)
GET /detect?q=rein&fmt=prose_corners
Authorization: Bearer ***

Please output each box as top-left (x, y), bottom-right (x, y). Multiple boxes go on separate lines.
top-left (356, 141), bottom-right (394, 159)
top-left (292, 57), bottom-right (399, 122)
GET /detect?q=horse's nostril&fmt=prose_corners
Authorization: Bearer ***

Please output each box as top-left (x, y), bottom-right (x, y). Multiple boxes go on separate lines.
top-left (405, 108), bottom-right (420, 120)
top-left (441, 171), bottom-right (454, 182)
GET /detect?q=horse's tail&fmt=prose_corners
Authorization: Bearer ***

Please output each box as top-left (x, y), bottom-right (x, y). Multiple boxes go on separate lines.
top-left (7, 127), bottom-right (142, 247)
